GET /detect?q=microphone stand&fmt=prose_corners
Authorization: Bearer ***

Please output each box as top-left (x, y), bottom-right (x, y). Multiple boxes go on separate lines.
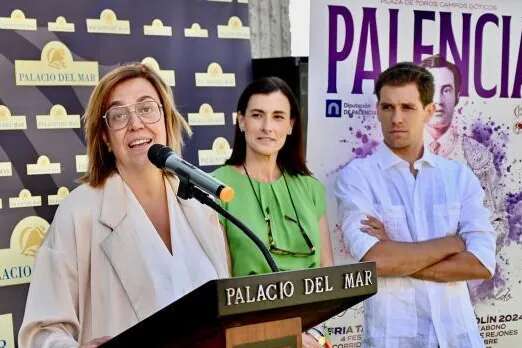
top-left (177, 177), bottom-right (279, 273)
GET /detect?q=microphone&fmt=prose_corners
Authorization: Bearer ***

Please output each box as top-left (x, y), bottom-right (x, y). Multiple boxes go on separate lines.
top-left (148, 144), bottom-right (235, 203)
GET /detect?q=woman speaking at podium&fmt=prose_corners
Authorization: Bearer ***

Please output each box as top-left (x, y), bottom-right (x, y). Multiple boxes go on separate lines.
top-left (19, 63), bottom-right (230, 348)
top-left (213, 77), bottom-right (333, 348)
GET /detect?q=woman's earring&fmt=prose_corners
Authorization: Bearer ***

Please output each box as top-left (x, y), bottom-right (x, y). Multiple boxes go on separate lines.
top-left (106, 143), bottom-right (112, 152)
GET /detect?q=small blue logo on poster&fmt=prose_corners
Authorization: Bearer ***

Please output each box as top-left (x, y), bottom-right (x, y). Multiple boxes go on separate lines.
top-left (326, 99), bottom-right (342, 117)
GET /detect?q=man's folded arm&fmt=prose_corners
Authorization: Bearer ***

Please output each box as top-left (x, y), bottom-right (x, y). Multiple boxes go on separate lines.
top-left (335, 165), bottom-right (464, 277)
top-left (411, 250), bottom-right (492, 282)
top-left (361, 236), bottom-right (464, 277)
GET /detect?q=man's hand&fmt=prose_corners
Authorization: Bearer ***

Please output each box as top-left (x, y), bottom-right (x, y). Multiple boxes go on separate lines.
top-left (361, 216), bottom-right (389, 241)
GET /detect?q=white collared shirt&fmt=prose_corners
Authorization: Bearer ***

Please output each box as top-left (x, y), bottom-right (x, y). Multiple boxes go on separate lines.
top-left (335, 144), bottom-right (496, 348)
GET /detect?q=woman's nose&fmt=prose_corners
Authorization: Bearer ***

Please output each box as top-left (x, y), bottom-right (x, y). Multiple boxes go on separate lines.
top-left (128, 112), bottom-right (145, 130)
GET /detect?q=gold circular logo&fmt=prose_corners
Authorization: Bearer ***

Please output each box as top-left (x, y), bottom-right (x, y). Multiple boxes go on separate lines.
top-left (18, 189), bottom-right (32, 199)
top-left (152, 19), bottom-right (164, 27)
top-left (37, 155), bottom-right (51, 165)
top-left (46, 46), bottom-right (67, 69)
top-left (57, 187), bottom-right (70, 197)
top-left (200, 104), bottom-right (212, 116)
top-left (100, 9), bottom-right (117, 23)
top-left (12, 216), bottom-right (50, 257)
top-left (50, 104), bottom-right (67, 118)
top-left (208, 63), bottom-right (223, 76)
top-left (213, 137), bottom-right (230, 156)
top-left (142, 57), bottom-right (160, 72)
top-left (0, 105), bottom-right (11, 120)
top-left (11, 9), bottom-right (26, 20)
top-left (229, 17), bottom-right (242, 29)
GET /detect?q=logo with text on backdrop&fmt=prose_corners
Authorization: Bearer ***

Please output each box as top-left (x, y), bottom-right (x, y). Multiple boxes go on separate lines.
top-left (0, 216), bottom-right (50, 287)
top-left (326, 99), bottom-right (342, 117)
top-left (15, 41), bottom-right (99, 86)
top-left (325, 99), bottom-right (376, 119)
top-left (0, 313), bottom-right (14, 348)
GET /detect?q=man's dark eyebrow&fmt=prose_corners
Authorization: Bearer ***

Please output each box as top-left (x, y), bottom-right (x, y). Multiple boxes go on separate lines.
top-left (249, 108), bottom-right (265, 113)
top-left (440, 84), bottom-right (453, 90)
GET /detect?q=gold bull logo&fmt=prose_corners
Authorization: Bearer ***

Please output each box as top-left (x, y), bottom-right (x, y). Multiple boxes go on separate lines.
top-left (46, 47), bottom-right (67, 69)
top-left (19, 225), bottom-right (47, 256)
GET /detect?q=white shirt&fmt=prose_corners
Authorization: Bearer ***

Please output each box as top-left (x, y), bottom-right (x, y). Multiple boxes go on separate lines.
top-left (125, 180), bottom-right (218, 312)
top-left (335, 144), bottom-right (496, 348)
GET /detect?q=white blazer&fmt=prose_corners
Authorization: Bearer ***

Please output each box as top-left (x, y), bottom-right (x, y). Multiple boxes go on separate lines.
top-left (19, 174), bottom-right (230, 348)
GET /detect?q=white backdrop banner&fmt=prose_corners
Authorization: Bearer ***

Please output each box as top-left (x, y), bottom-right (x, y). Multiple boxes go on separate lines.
top-left (307, 1), bottom-right (522, 347)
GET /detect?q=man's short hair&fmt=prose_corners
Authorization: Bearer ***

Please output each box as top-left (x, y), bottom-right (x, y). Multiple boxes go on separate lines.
top-left (420, 54), bottom-right (461, 104)
top-left (374, 62), bottom-right (434, 107)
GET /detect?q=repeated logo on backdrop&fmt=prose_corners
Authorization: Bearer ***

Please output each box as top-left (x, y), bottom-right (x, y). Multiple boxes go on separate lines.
top-left (0, 314), bottom-right (14, 348)
top-left (15, 41), bottom-right (99, 86)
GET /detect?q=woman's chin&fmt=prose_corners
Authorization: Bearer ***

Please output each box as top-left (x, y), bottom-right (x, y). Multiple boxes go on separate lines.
top-left (117, 157), bottom-right (157, 175)
top-left (249, 145), bottom-right (282, 158)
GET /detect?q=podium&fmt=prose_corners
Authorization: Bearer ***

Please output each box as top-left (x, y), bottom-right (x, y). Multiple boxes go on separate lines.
top-left (102, 262), bottom-right (377, 347)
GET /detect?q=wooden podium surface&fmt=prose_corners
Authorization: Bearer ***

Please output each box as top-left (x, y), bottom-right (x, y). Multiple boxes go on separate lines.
top-left (102, 262), bottom-right (377, 347)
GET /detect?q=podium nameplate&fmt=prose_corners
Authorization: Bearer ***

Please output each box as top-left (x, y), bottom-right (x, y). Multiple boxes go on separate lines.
top-left (103, 262), bottom-right (377, 347)
top-left (218, 263), bottom-right (376, 316)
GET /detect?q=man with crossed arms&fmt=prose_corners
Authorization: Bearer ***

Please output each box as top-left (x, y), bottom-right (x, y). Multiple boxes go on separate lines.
top-left (335, 62), bottom-right (496, 348)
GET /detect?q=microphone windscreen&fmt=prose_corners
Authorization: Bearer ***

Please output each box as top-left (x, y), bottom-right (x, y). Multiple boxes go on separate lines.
top-left (148, 144), bottom-right (172, 168)
top-left (219, 186), bottom-right (235, 203)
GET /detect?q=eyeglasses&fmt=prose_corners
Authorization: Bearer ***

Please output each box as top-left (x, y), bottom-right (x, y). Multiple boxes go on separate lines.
top-left (265, 207), bottom-right (316, 257)
top-left (103, 100), bottom-right (162, 130)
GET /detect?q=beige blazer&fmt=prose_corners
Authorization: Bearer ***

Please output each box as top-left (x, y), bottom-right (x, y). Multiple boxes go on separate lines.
top-left (19, 174), bottom-right (230, 348)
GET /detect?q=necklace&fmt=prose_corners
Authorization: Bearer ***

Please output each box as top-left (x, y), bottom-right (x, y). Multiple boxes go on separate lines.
top-left (242, 164), bottom-right (315, 256)
top-left (242, 164), bottom-right (273, 220)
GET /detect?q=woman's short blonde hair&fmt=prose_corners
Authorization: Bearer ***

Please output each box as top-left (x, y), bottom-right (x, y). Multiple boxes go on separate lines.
top-left (80, 63), bottom-right (191, 187)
